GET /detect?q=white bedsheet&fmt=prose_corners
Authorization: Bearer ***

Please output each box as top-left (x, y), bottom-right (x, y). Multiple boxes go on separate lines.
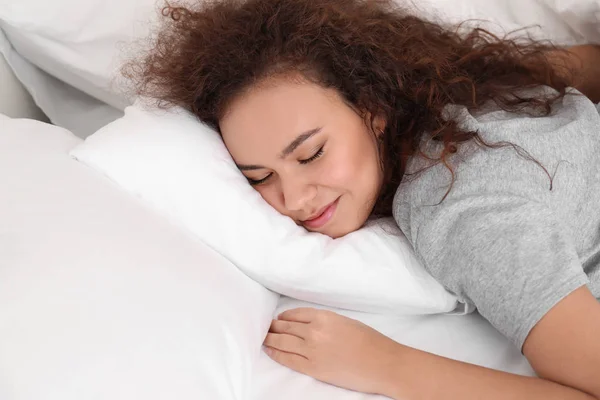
top-left (252, 297), bottom-right (534, 400)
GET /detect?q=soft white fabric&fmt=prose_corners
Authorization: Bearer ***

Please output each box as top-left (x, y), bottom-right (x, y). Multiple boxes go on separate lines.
top-left (251, 296), bottom-right (534, 400)
top-left (414, 0), bottom-right (600, 44)
top-left (0, 116), bottom-right (278, 400)
top-left (545, 0), bottom-right (600, 42)
top-left (0, 0), bottom-right (153, 110)
top-left (70, 104), bottom-right (459, 315)
top-left (0, 28), bottom-right (122, 137)
top-left (0, 114), bottom-right (535, 400)
top-left (0, 31), bottom-right (46, 120)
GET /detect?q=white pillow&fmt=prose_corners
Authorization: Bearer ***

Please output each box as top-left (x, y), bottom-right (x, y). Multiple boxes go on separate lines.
top-left (70, 103), bottom-right (459, 315)
top-left (0, 29), bottom-right (123, 137)
top-left (0, 0), bottom-right (164, 109)
top-left (0, 31), bottom-right (45, 120)
top-left (0, 116), bottom-right (278, 400)
top-left (415, 0), bottom-right (600, 45)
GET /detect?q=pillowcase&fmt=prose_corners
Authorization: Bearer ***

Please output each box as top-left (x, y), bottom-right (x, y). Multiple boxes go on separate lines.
top-left (0, 116), bottom-right (277, 400)
top-left (415, 0), bottom-right (600, 44)
top-left (0, 28), bottom-right (123, 137)
top-left (0, 31), bottom-right (45, 120)
top-left (70, 103), bottom-right (459, 315)
top-left (0, 0), bottom-right (164, 110)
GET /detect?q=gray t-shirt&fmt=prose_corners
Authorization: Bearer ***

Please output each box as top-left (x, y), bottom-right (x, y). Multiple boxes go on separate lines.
top-left (393, 88), bottom-right (600, 350)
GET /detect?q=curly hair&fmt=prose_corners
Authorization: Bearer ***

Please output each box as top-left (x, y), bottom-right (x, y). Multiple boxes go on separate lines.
top-left (124, 0), bottom-right (576, 218)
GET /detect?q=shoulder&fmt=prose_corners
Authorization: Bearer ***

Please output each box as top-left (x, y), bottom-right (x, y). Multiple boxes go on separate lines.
top-left (448, 87), bottom-right (599, 145)
top-left (392, 87), bottom-right (600, 241)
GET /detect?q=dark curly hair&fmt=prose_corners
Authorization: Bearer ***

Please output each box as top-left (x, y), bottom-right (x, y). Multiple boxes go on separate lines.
top-left (124, 0), bottom-right (576, 218)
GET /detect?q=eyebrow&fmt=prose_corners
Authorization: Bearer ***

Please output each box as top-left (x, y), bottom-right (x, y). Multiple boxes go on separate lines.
top-left (237, 164), bottom-right (264, 171)
top-left (236, 127), bottom-right (322, 171)
top-left (279, 127), bottom-right (322, 159)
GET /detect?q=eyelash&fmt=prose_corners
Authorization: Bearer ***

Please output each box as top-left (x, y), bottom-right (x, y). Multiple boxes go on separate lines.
top-left (247, 146), bottom-right (325, 186)
top-left (247, 174), bottom-right (271, 186)
top-left (299, 146), bottom-right (324, 165)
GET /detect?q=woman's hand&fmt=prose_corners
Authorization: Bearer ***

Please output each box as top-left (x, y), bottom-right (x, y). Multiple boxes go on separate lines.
top-left (263, 308), bottom-right (404, 398)
top-left (264, 290), bottom-right (600, 400)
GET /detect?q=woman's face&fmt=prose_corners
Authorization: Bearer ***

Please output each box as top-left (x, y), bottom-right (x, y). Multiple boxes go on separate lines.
top-left (220, 79), bottom-right (384, 238)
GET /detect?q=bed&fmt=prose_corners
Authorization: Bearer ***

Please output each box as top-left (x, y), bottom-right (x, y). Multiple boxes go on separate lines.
top-left (0, 117), bottom-right (533, 400)
top-left (1, 1), bottom-right (599, 399)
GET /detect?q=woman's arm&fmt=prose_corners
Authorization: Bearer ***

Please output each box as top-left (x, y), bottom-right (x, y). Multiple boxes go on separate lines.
top-left (263, 286), bottom-right (600, 400)
top-left (551, 44), bottom-right (600, 103)
top-left (386, 286), bottom-right (600, 400)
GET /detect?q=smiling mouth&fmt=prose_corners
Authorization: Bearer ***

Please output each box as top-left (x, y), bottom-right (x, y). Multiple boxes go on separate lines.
top-left (301, 198), bottom-right (340, 230)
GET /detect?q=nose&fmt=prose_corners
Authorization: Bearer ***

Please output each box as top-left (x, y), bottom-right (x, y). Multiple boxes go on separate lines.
top-left (281, 177), bottom-right (317, 213)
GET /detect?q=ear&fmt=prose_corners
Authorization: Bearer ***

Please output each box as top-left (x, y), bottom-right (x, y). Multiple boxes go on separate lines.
top-left (373, 115), bottom-right (387, 138)
top-left (362, 110), bottom-right (387, 137)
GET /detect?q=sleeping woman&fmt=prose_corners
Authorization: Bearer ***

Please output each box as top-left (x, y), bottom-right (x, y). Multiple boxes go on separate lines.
top-left (126, 0), bottom-right (600, 398)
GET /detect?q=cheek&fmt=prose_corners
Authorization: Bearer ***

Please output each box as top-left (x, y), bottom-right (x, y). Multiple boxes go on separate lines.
top-left (323, 156), bottom-right (359, 188)
top-left (324, 141), bottom-right (380, 193)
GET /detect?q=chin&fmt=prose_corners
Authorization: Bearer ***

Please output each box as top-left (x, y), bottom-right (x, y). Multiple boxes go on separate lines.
top-left (303, 224), bottom-right (343, 239)
top-left (303, 220), bottom-right (361, 239)
top-left (318, 229), bottom-right (340, 239)
top-left (328, 231), bottom-right (346, 239)
top-left (323, 221), bottom-right (362, 239)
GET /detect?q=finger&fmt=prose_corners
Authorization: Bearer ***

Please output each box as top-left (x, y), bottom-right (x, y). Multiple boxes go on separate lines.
top-left (269, 319), bottom-right (309, 338)
top-left (263, 333), bottom-right (307, 357)
top-left (277, 307), bottom-right (320, 323)
top-left (264, 347), bottom-right (310, 374)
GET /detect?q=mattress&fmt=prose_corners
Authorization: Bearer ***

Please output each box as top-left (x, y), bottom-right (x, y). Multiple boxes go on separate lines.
top-left (0, 115), bottom-right (534, 400)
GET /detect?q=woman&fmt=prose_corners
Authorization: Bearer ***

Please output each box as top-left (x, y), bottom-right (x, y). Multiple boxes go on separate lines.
top-left (127, 0), bottom-right (600, 398)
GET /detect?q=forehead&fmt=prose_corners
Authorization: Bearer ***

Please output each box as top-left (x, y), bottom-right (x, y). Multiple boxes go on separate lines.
top-left (220, 80), bottom-right (344, 154)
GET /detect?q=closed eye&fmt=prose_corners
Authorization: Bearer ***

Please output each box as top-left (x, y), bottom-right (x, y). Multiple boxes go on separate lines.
top-left (299, 146), bottom-right (324, 165)
top-left (247, 144), bottom-right (324, 185)
top-left (247, 173), bottom-right (272, 185)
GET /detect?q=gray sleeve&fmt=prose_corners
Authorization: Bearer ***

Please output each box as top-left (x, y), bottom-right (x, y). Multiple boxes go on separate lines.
top-left (410, 194), bottom-right (589, 350)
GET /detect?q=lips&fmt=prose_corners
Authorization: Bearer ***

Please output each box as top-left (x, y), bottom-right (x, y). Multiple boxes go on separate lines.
top-left (302, 198), bottom-right (340, 230)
